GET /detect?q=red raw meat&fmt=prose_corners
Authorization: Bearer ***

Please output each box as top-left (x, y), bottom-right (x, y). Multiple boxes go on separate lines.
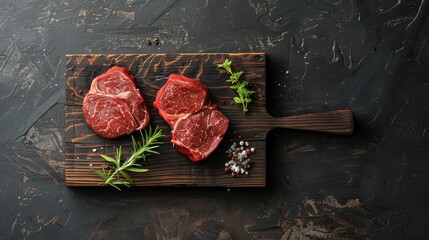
top-left (171, 105), bottom-right (229, 161)
top-left (82, 66), bottom-right (150, 138)
top-left (154, 74), bottom-right (209, 126)
top-left (154, 74), bottom-right (229, 162)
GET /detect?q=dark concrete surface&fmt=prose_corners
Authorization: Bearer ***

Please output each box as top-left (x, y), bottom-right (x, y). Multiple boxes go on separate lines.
top-left (1, 0), bottom-right (428, 239)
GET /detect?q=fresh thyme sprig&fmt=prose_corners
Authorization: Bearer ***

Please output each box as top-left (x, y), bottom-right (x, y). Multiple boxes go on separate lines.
top-left (217, 59), bottom-right (254, 113)
top-left (91, 125), bottom-right (164, 191)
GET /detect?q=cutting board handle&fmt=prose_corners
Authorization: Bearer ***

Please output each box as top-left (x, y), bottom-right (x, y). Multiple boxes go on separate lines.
top-left (269, 110), bottom-right (354, 135)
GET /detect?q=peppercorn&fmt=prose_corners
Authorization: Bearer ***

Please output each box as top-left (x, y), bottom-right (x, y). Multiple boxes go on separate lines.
top-left (153, 36), bottom-right (160, 45)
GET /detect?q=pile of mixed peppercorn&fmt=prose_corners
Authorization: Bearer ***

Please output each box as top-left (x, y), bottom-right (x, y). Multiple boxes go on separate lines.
top-left (225, 141), bottom-right (255, 177)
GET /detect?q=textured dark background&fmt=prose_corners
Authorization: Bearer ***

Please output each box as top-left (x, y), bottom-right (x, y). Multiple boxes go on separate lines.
top-left (1, 0), bottom-right (429, 239)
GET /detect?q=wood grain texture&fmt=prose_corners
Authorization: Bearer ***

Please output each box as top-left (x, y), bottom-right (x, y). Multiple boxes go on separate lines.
top-left (65, 53), bottom-right (353, 187)
top-left (65, 53), bottom-right (267, 187)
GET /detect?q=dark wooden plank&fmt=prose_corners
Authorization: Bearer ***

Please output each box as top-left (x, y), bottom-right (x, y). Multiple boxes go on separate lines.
top-left (65, 53), bottom-right (266, 107)
top-left (65, 53), bottom-right (267, 187)
top-left (65, 140), bottom-right (266, 187)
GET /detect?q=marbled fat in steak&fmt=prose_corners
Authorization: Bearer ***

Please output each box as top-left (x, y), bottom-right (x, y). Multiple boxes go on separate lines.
top-left (82, 66), bottom-right (150, 138)
top-left (154, 74), bottom-right (229, 162)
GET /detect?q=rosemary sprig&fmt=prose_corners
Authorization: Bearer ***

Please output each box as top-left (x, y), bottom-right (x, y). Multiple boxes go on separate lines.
top-left (217, 59), bottom-right (254, 113)
top-left (91, 125), bottom-right (164, 191)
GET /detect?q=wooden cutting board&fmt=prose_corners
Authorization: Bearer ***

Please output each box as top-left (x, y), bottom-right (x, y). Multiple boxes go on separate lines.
top-left (65, 53), bottom-right (353, 187)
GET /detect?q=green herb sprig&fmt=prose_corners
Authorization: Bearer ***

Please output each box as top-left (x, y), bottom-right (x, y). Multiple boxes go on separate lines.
top-left (91, 125), bottom-right (164, 191)
top-left (217, 59), bottom-right (254, 113)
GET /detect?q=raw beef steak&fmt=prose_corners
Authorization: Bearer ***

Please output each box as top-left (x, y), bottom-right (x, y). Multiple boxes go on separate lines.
top-left (154, 74), bottom-right (209, 126)
top-left (154, 74), bottom-right (229, 162)
top-left (82, 66), bottom-right (150, 138)
top-left (171, 105), bottom-right (229, 161)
